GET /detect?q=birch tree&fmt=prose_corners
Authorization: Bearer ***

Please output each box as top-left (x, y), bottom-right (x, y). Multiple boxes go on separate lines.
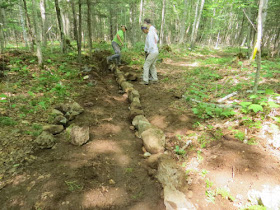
top-left (252, 0), bottom-right (269, 94)
top-left (40, 0), bottom-right (47, 48)
top-left (159, 0), bottom-right (166, 45)
top-left (190, 0), bottom-right (205, 49)
top-left (178, 0), bottom-right (188, 44)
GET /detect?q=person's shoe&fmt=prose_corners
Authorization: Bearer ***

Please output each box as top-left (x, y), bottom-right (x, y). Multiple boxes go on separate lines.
top-left (139, 81), bottom-right (149, 85)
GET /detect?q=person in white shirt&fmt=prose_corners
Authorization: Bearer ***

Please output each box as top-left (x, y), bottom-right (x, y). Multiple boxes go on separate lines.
top-left (140, 24), bottom-right (159, 85)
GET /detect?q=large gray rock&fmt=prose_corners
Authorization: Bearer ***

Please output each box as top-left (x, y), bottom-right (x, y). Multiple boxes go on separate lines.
top-left (35, 131), bottom-right (56, 149)
top-left (132, 115), bottom-right (153, 136)
top-left (141, 128), bottom-right (165, 154)
top-left (67, 125), bottom-right (90, 146)
top-left (43, 124), bottom-right (64, 134)
top-left (120, 81), bottom-right (133, 93)
top-left (164, 186), bottom-right (196, 210)
top-left (248, 185), bottom-right (280, 210)
top-left (156, 155), bottom-right (186, 190)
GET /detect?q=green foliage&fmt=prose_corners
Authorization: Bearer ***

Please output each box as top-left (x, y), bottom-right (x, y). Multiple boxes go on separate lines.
top-left (65, 181), bottom-right (83, 192)
top-left (192, 103), bottom-right (235, 119)
top-left (0, 116), bottom-right (17, 126)
top-left (174, 145), bottom-right (186, 155)
top-left (216, 188), bottom-right (235, 201)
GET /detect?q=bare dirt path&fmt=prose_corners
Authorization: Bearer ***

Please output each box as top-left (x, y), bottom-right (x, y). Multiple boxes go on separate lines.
top-left (0, 58), bottom-right (164, 209)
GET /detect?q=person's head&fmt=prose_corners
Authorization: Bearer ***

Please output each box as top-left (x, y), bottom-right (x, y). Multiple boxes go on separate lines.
top-left (121, 25), bottom-right (127, 32)
top-left (144, 18), bottom-right (151, 25)
top-left (141, 24), bottom-right (149, 34)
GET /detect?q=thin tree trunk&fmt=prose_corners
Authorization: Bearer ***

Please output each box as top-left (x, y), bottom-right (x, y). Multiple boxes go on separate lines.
top-left (179, 0), bottom-right (188, 44)
top-left (86, 0), bottom-right (92, 56)
top-left (190, 0), bottom-right (205, 49)
top-left (31, 0), bottom-right (43, 67)
top-left (78, 0), bottom-right (82, 65)
top-left (54, 0), bottom-right (66, 53)
top-left (159, 0), bottom-right (166, 45)
top-left (252, 0), bottom-right (269, 94)
top-left (23, 0), bottom-right (35, 51)
top-left (139, 0), bottom-right (144, 24)
top-left (71, 0), bottom-right (78, 47)
top-left (40, 0), bottom-right (47, 48)
top-left (0, 6), bottom-right (5, 53)
top-left (19, 1), bottom-right (29, 49)
top-left (251, 0), bottom-right (268, 61)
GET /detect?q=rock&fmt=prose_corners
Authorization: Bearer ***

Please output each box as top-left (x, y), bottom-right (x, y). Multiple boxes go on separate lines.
top-left (132, 115), bottom-right (149, 128)
top-left (144, 152), bottom-right (151, 158)
top-left (52, 108), bottom-right (64, 116)
top-left (187, 191), bottom-right (193, 198)
top-left (145, 153), bottom-right (163, 169)
top-left (248, 185), bottom-right (280, 209)
top-left (120, 81), bottom-right (133, 93)
top-left (67, 125), bottom-right (90, 146)
top-left (43, 125), bottom-right (64, 134)
top-left (109, 179), bottom-right (115, 185)
top-left (53, 115), bottom-right (67, 125)
top-left (125, 72), bottom-right (138, 81)
top-left (156, 155), bottom-right (186, 190)
top-left (128, 89), bottom-right (140, 103)
top-left (55, 101), bottom-right (84, 120)
top-left (141, 128), bottom-right (165, 154)
top-left (130, 100), bottom-right (142, 110)
top-left (164, 186), bottom-right (196, 210)
top-left (116, 75), bottom-right (126, 85)
top-left (35, 131), bottom-right (56, 149)
top-left (129, 126), bottom-right (135, 131)
top-left (130, 108), bottom-right (144, 120)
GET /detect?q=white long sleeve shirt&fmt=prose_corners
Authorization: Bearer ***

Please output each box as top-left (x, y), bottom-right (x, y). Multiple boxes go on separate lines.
top-left (144, 27), bottom-right (159, 54)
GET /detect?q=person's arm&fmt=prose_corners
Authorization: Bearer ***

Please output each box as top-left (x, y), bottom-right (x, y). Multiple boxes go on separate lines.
top-left (117, 34), bottom-right (123, 46)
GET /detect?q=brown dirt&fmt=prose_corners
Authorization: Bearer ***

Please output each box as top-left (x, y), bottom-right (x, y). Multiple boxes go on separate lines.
top-left (0, 53), bottom-right (164, 210)
top-left (125, 57), bottom-right (280, 209)
top-left (1, 51), bottom-right (280, 210)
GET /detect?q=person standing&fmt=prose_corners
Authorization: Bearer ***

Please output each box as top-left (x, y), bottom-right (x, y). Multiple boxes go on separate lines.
top-left (140, 24), bottom-right (159, 85)
top-left (107, 25), bottom-right (127, 65)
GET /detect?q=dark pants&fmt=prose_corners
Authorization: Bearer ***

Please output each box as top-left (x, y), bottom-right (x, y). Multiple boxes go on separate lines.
top-left (108, 41), bottom-right (121, 64)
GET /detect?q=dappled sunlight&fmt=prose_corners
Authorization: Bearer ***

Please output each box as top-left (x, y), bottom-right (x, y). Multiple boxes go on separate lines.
top-left (82, 187), bottom-right (129, 208)
top-left (86, 140), bottom-right (122, 154)
top-left (93, 123), bottom-right (122, 135)
top-left (150, 115), bottom-right (168, 129)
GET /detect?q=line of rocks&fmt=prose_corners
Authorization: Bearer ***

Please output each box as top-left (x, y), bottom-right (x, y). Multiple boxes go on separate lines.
top-left (111, 64), bottom-right (196, 210)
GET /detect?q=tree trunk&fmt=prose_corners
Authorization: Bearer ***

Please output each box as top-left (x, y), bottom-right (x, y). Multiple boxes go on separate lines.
top-left (190, 0), bottom-right (205, 49)
top-left (40, 0), bottom-right (47, 48)
top-left (19, 0), bottom-right (29, 49)
top-left (178, 0), bottom-right (188, 44)
top-left (139, 0), bottom-right (144, 24)
top-left (71, 0), bottom-right (78, 46)
top-left (54, 0), bottom-right (66, 53)
top-left (0, 6), bottom-right (5, 53)
top-left (23, 0), bottom-right (35, 51)
top-left (78, 0), bottom-right (82, 65)
top-left (86, 0), bottom-right (92, 56)
top-left (252, 0), bottom-right (269, 94)
top-left (251, 0), bottom-right (268, 61)
top-left (159, 0), bottom-right (166, 45)
top-left (31, 0), bottom-right (43, 67)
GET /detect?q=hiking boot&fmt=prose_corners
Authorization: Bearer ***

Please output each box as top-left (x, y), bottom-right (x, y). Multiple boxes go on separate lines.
top-left (139, 81), bottom-right (149, 85)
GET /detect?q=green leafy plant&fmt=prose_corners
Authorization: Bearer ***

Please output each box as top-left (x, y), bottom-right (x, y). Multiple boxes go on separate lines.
top-left (0, 116), bottom-right (17, 126)
top-left (216, 187), bottom-right (235, 201)
top-left (174, 145), bottom-right (186, 155)
top-left (65, 181), bottom-right (83, 192)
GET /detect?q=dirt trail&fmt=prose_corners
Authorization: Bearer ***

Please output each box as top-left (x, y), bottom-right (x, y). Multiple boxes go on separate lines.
top-left (125, 58), bottom-right (280, 209)
top-left (0, 56), bottom-right (164, 209)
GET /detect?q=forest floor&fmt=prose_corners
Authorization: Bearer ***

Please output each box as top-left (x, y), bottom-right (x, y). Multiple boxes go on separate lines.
top-left (0, 46), bottom-right (280, 209)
